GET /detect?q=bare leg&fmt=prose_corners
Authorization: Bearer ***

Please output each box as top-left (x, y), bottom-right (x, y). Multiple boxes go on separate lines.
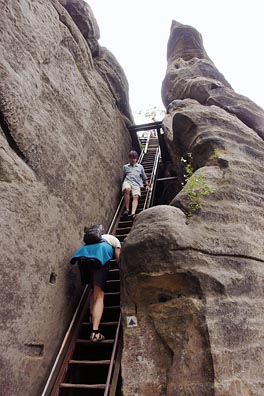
top-left (131, 195), bottom-right (139, 215)
top-left (124, 188), bottom-right (131, 211)
top-left (91, 286), bottom-right (104, 331)
top-left (89, 291), bottom-right (94, 323)
top-left (114, 247), bottom-right (121, 262)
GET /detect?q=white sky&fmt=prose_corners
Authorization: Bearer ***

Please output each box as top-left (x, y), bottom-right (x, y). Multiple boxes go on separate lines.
top-left (87, 0), bottom-right (264, 122)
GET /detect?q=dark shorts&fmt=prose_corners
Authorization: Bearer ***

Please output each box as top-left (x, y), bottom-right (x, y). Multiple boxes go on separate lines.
top-left (77, 258), bottom-right (110, 291)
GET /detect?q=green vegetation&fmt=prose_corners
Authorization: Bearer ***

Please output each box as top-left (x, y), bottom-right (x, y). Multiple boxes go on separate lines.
top-left (181, 153), bottom-right (214, 216)
top-left (213, 148), bottom-right (220, 159)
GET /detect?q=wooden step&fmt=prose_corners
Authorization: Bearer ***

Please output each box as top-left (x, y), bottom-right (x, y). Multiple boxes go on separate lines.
top-left (60, 383), bottom-right (106, 389)
top-left (103, 305), bottom-right (120, 310)
top-left (69, 359), bottom-right (111, 365)
top-left (76, 339), bottom-right (115, 345)
top-left (104, 292), bottom-right (120, 296)
top-left (82, 321), bottom-right (118, 326)
top-left (106, 279), bottom-right (120, 284)
top-left (115, 227), bottom-right (132, 234)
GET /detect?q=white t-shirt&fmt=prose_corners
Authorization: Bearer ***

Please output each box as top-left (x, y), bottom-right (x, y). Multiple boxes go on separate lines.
top-left (102, 234), bottom-right (121, 249)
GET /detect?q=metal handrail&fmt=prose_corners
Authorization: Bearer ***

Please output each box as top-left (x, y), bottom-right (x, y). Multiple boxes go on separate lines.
top-left (41, 285), bottom-right (91, 396)
top-left (143, 131), bottom-right (151, 154)
top-left (105, 143), bottom-right (160, 395)
top-left (41, 145), bottom-right (146, 396)
top-left (104, 147), bottom-right (145, 396)
top-left (143, 147), bottom-right (160, 210)
top-left (104, 314), bottom-right (121, 396)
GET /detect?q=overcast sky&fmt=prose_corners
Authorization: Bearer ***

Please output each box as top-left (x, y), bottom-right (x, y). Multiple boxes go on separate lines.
top-left (87, 0), bottom-right (264, 122)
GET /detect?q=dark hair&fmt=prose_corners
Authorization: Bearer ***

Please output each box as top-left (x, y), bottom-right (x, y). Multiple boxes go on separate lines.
top-left (128, 150), bottom-right (138, 159)
top-left (83, 224), bottom-right (104, 244)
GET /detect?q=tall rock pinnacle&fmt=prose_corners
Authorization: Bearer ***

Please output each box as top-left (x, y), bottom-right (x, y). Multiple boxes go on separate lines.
top-left (121, 20), bottom-right (264, 396)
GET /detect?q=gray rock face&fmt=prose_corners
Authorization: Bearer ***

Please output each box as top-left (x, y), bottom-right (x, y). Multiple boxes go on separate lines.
top-left (57, 0), bottom-right (134, 124)
top-left (121, 20), bottom-right (264, 396)
top-left (58, 0), bottom-right (100, 56)
top-left (162, 20), bottom-right (264, 140)
top-left (0, 1), bottom-right (132, 395)
top-left (95, 47), bottom-right (134, 124)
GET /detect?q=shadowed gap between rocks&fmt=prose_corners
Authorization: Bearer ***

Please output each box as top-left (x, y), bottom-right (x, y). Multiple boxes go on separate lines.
top-left (0, 108), bottom-right (27, 163)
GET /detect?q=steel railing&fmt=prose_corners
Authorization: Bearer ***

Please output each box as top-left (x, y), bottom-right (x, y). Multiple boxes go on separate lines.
top-left (41, 143), bottom-right (149, 396)
top-left (143, 146), bottom-right (160, 210)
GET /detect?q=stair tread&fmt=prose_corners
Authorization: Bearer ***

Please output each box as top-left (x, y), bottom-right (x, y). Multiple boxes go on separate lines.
top-left (105, 291), bottom-right (120, 295)
top-left (60, 383), bottom-right (106, 389)
top-left (82, 321), bottom-right (118, 326)
top-left (104, 305), bottom-right (120, 309)
top-left (106, 279), bottom-right (120, 283)
top-left (76, 339), bottom-right (114, 344)
top-left (69, 359), bottom-right (111, 365)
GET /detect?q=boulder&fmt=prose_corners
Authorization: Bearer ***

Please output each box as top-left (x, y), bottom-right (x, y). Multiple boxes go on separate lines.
top-left (121, 20), bottom-right (264, 396)
top-left (0, 1), bottom-right (132, 395)
top-left (58, 0), bottom-right (100, 56)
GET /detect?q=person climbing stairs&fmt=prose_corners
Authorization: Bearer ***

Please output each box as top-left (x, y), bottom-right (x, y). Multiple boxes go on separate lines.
top-left (41, 134), bottom-right (160, 396)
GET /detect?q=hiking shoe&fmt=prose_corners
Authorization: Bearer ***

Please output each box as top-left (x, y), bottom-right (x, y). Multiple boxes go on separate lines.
top-left (90, 332), bottom-right (105, 342)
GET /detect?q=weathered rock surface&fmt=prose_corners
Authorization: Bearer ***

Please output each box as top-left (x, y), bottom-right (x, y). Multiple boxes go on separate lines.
top-left (58, 0), bottom-right (134, 124)
top-left (162, 21), bottom-right (264, 140)
top-left (121, 21), bottom-right (264, 396)
top-left (0, 1), bottom-right (133, 395)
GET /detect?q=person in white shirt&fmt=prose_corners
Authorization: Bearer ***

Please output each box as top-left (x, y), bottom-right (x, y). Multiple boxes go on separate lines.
top-left (122, 151), bottom-right (151, 219)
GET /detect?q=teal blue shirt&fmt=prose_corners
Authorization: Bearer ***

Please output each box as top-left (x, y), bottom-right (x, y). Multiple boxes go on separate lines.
top-left (71, 241), bottom-right (114, 266)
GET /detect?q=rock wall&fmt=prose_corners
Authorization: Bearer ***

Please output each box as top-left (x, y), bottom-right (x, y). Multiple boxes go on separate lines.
top-left (0, 1), bottom-right (133, 395)
top-left (121, 21), bottom-right (264, 396)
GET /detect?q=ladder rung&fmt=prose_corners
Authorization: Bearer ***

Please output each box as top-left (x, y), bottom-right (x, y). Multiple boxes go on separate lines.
top-left (60, 383), bottom-right (106, 389)
top-left (106, 279), bottom-right (120, 283)
top-left (69, 359), bottom-right (111, 365)
top-left (82, 321), bottom-right (118, 326)
top-left (115, 227), bottom-right (132, 233)
top-left (76, 339), bottom-right (115, 344)
top-left (105, 292), bottom-right (120, 295)
top-left (104, 305), bottom-right (120, 310)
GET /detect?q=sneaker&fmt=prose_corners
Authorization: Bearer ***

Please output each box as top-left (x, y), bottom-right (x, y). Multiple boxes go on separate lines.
top-left (129, 213), bottom-right (136, 221)
top-left (123, 209), bottom-right (130, 217)
top-left (90, 332), bottom-right (105, 342)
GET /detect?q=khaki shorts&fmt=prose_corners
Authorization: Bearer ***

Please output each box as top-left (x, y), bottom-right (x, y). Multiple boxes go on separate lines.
top-left (122, 181), bottom-right (141, 196)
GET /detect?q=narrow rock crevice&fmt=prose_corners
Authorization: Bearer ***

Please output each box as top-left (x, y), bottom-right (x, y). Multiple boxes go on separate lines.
top-left (0, 109), bottom-right (27, 162)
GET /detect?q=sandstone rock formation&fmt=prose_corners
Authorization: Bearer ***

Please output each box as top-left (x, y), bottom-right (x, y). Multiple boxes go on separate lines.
top-left (0, 1), bottom-right (134, 395)
top-left (57, 0), bottom-right (134, 124)
top-left (121, 21), bottom-right (264, 396)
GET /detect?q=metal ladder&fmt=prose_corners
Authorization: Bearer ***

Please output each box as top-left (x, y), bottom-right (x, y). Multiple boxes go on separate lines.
top-left (41, 137), bottom-right (160, 396)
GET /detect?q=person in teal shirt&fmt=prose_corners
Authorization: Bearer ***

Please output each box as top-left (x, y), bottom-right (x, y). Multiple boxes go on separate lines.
top-left (71, 229), bottom-right (121, 342)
